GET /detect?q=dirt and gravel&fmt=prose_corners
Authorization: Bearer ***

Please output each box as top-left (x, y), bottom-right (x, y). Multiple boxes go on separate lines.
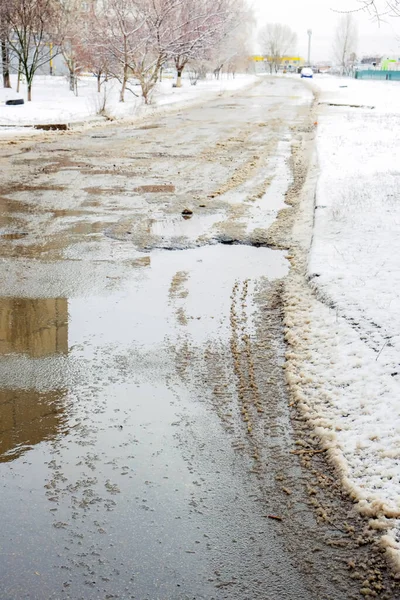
top-left (0, 77), bottom-right (399, 600)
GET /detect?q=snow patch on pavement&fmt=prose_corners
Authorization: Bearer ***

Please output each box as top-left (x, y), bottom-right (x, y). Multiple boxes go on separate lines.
top-left (285, 75), bottom-right (400, 571)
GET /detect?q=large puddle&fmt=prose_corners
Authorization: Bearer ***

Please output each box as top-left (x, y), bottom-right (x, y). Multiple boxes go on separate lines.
top-left (0, 244), bottom-right (297, 599)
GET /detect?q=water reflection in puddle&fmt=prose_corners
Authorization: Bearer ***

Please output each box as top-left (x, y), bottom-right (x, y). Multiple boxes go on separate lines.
top-left (0, 245), bottom-right (286, 460)
top-left (0, 389), bottom-right (67, 463)
top-left (0, 297), bottom-right (68, 357)
top-left (0, 244), bottom-right (289, 599)
top-left (0, 297), bottom-right (69, 462)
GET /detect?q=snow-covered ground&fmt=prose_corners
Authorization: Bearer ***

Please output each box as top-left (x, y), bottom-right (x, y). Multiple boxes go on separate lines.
top-left (0, 73), bottom-right (257, 131)
top-left (286, 74), bottom-right (400, 570)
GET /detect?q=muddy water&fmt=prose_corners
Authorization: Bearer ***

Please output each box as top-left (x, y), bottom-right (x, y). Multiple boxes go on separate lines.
top-left (0, 246), bottom-right (298, 600)
top-left (0, 78), bottom-right (392, 599)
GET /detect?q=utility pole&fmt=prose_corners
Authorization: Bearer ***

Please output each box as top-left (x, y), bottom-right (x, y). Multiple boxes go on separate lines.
top-left (307, 29), bottom-right (312, 67)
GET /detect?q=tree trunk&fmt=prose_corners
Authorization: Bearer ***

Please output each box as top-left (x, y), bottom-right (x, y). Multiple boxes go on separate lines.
top-left (16, 57), bottom-right (22, 93)
top-left (141, 58), bottom-right (163, 104)
top-left (97, 73), bottom-right (101, 92)
top-left (176, 69), bottom-right (183, 87)
top-left (214, 66), bottom-right (222, 80)
top-left (69, 70), bottom-right (75, 92)
top-left (120, 39), bottom-right (128, 102)
top-left (27, 85), bottom-right (32, 102)
top-left (120, 66), bottom-right (128, 102)
top-left (1, 40), bottom-right (11, 89)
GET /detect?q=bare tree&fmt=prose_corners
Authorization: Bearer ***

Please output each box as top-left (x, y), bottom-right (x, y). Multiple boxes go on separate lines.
top-left (86, 43), bottom-right (111, 93)
top-left (134, 0), bottom-right (184, 99)
top-left (56, 0), bottom-right (89, 95)
top-left (168, 0), bottom-right (249, 88)
top-left (187, 58), bottom-right (208, 85)
top-left (333, 14), bottom-right (358, 75)
top-left (83, 13), bottom-right (112, 93)
top-left (98, 0), bottom-right (145, 102)
top-left (258, 23), bottom-right (297, 73)
top-left (209, 11), bottom-right (254, 80)
top-left (1, 0), bottom-right (60, 100)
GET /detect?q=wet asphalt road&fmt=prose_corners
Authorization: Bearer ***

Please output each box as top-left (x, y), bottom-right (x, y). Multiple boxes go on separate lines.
top-left (0, 78), bottom-right (397, 600)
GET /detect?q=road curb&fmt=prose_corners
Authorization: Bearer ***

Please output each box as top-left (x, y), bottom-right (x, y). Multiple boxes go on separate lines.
top-left (0, 116), bottom-right (107, 131)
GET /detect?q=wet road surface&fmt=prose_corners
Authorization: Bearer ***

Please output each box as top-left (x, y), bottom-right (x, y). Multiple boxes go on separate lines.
top-left (0, 78), bottom-right (398, 599)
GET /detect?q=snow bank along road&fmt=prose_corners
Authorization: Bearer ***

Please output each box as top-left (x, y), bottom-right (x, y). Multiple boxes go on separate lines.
top-left (0, 77), bottom-right (399, 599)
top-left (283, 74), bottom-right (400, 576)
top-left (0, 74), bottom-right (258, 131)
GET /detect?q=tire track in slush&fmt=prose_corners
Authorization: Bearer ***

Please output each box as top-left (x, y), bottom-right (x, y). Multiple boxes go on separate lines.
top-left (230, 279), bottom-right (263, 468)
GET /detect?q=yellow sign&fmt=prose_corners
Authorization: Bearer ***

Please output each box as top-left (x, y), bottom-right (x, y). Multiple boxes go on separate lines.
top-left (251, 55), bottom-right (303, 63)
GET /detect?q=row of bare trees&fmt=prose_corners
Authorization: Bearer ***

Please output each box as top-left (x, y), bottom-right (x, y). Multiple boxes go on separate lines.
top-left (0, 0), bottom-right (252, 102)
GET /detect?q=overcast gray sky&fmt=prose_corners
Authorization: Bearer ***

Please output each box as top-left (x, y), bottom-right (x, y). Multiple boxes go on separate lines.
top-left (252, 0), bottom-right (400, 62)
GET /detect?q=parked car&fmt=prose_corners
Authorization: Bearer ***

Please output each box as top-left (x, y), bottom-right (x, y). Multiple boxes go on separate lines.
top-left (300, 67), bottom-right (313, 78)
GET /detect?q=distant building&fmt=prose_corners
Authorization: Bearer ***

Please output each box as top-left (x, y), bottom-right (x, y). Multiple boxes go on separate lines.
top-left (314, 62), bottom-right (332, 74)
top-left (381, 56), bottom-right (400, 71)
top-left (358, 56), bottom-right (383, 70)
top-left (251, 55), bottom-right (305, 73)
top-left (280, 56), bottom-right (305, 71)
top-left (356, 55), bottom-right (400, 73)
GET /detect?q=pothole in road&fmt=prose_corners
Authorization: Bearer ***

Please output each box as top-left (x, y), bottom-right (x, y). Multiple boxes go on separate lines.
top-left (80, 169), bottom-right (141, 177)
top-left (84, 186), bottom-right (126, 195)
top-left (7, 184), bottom-right (66, 193)
top-left (135, 124), bottom-right (162, 130)
top-left (134, 185), bottom-right (175, 193)
top-left (214, 104), bottom-right (240, 109)
top-left (319, 102), bottom-right (375, 109)
top-left (131, 152), bottom-right (194, 160)
top-left (216, 235), bottom-right (274, 248)
top-left (67, 221), bottom-right (112, 235)
top-left (0, 231), bottom-right (29, 240)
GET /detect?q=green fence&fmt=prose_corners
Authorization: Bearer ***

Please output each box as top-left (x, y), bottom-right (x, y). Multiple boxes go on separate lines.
top-left (355, 70), bottom-right (400, 81)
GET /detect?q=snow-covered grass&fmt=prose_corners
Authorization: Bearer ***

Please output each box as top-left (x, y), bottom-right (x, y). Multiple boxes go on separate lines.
top-left (313, 74), bottom-right (400, 114)
top-left (0, 72), bottom-right (257, 131)
top-left (286, 74), bottom-right (400, 570)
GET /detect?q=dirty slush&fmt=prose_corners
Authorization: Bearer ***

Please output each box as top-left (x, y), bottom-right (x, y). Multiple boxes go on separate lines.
top-left (0, 78), bottom-right (399, 599)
